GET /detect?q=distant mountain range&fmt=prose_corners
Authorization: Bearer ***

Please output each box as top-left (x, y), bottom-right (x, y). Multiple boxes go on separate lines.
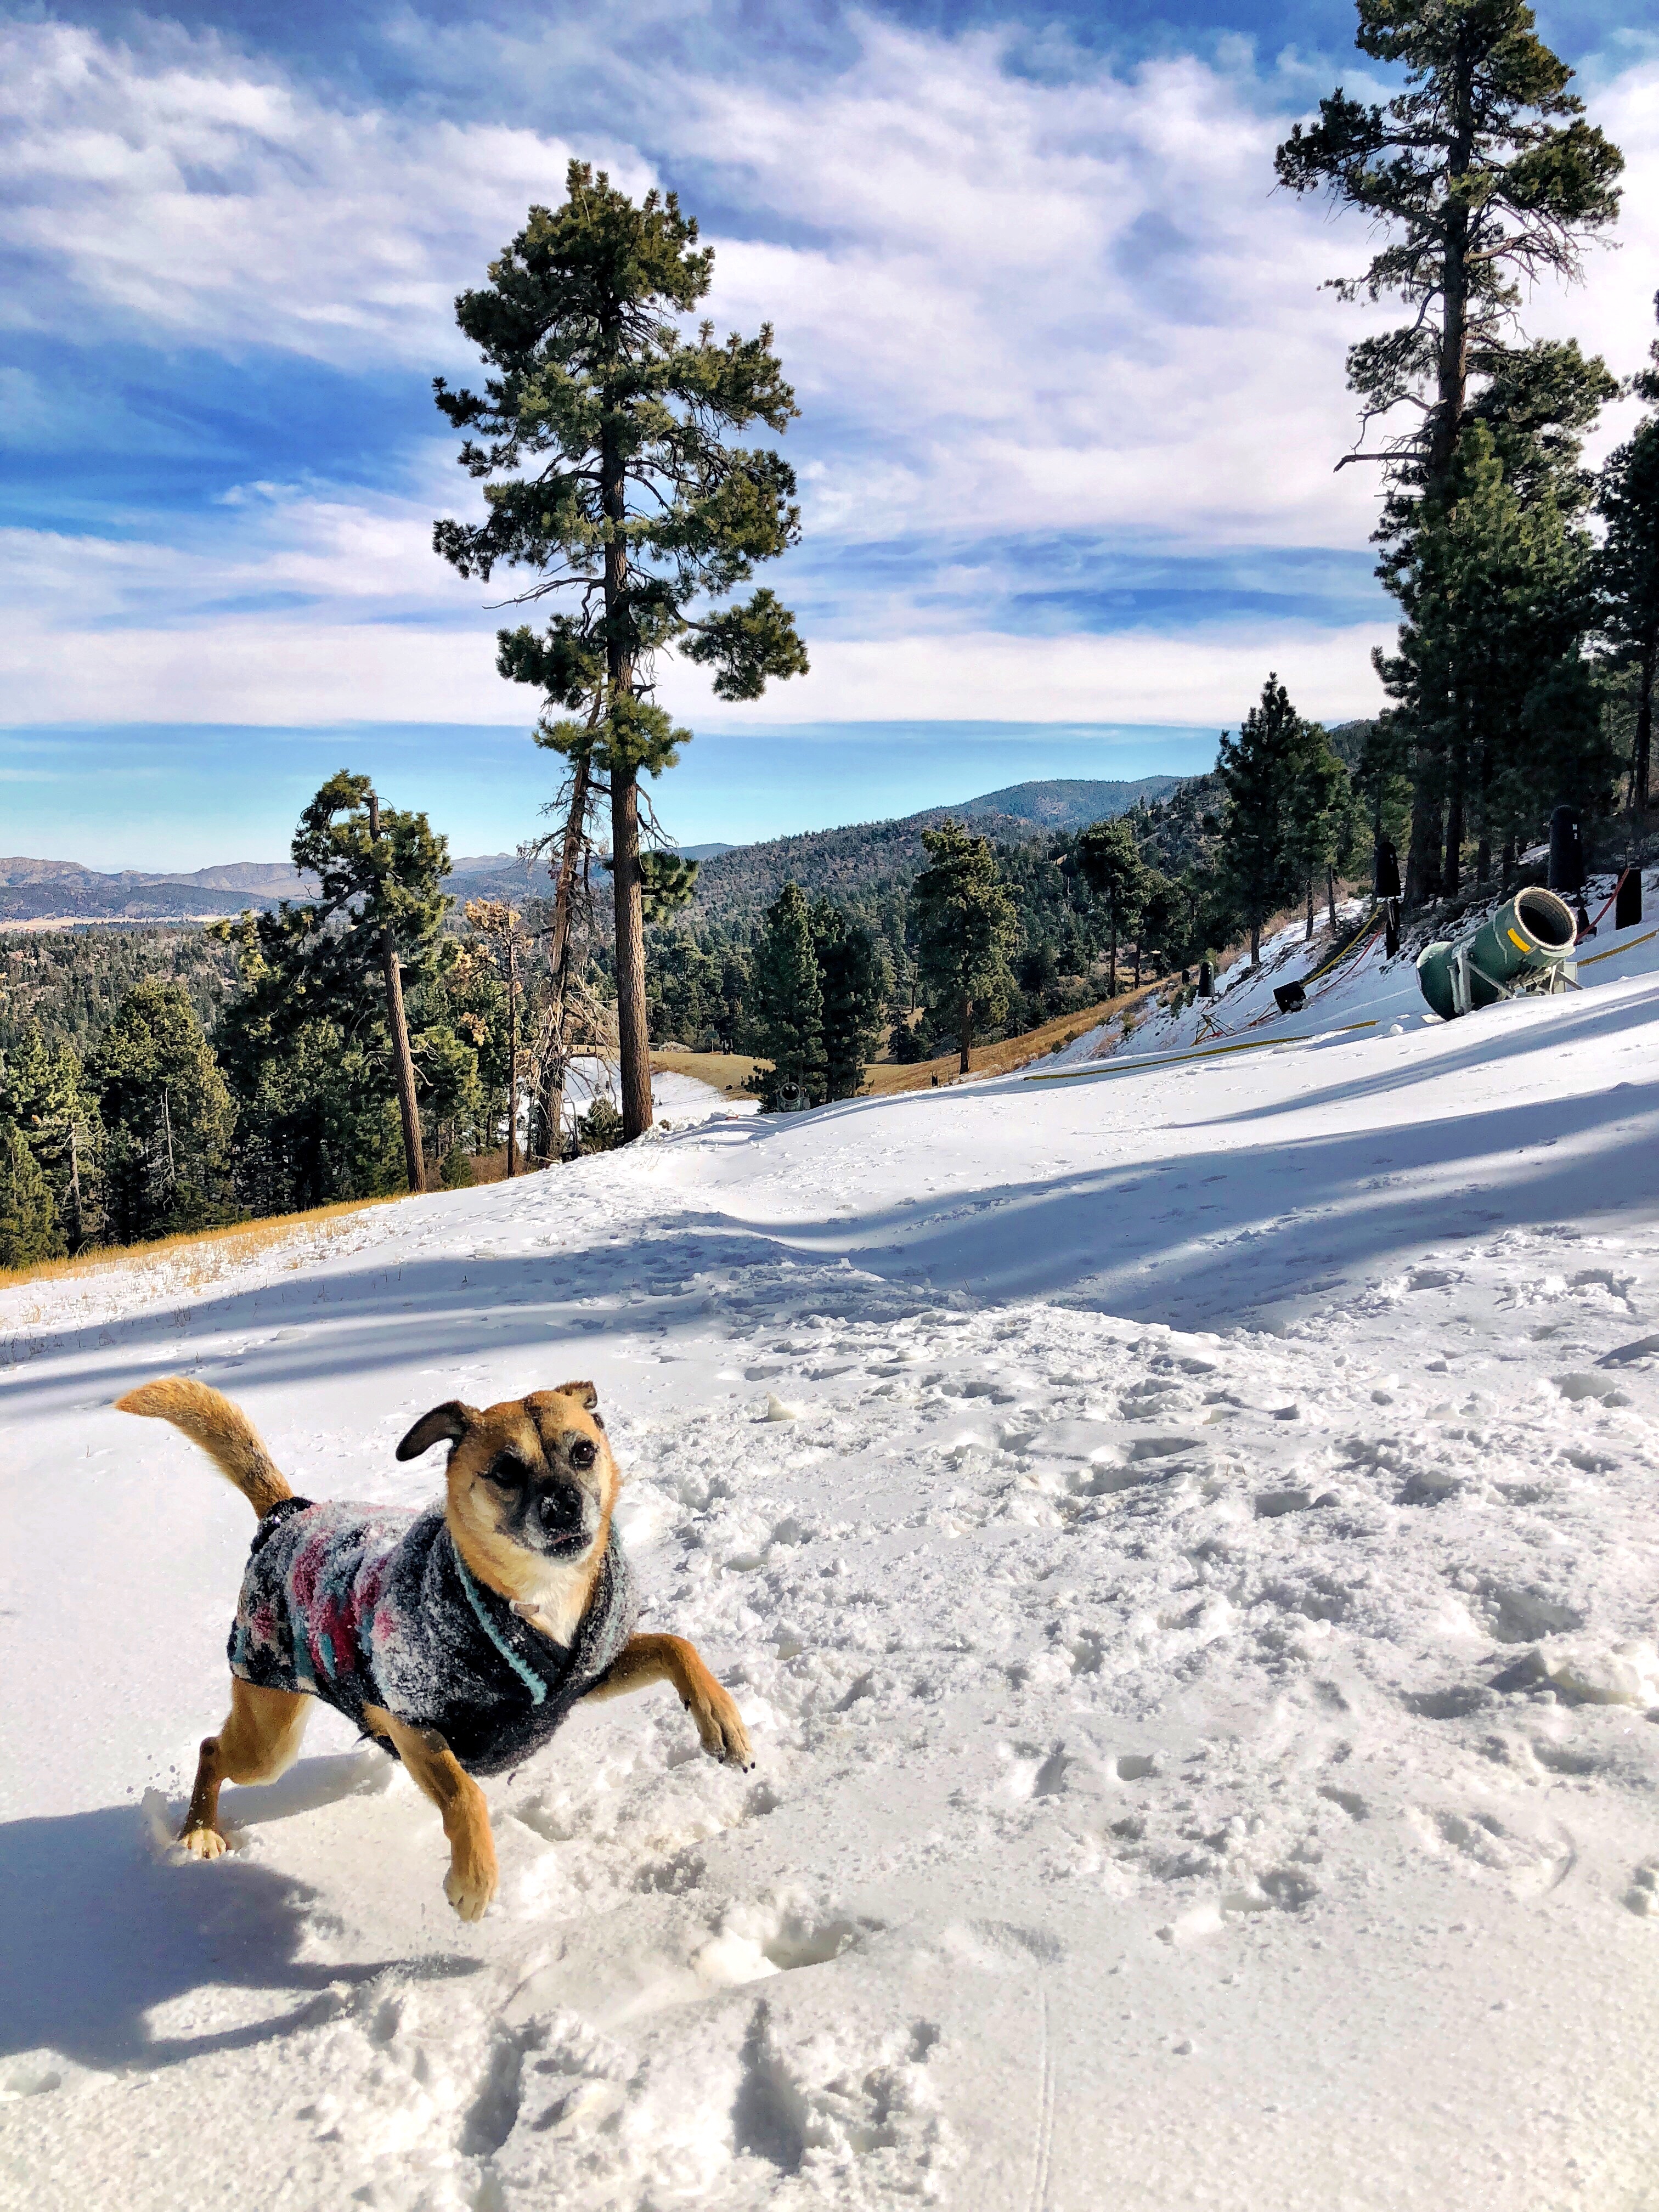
top-left (0, 850), bottom-right (532, 925)
top-left (0, 776), bottom-right (1185, 926)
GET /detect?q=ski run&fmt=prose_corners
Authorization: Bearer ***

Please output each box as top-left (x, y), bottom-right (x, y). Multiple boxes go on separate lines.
top-left (8, 891), bottom-right (1659, 2212)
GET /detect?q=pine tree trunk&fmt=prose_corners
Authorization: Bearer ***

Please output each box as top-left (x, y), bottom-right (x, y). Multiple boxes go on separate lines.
top-left (958, 993), bottom-right (972, 1077)
top-left (379, 923), bottom-right (426, 1193)
top-left (506, 936), bottom-right (518, 1178)
top-left (612, 771), bottom-right (653, 1141)
top-left (366, 791), bottom-right (426, 1193)
top-left (1443, 772), bottom-right (1465, 901)
top-left (601, 397), bottom-right (653, 1144)
top-left (1403, 776), bottom-right (1443, 908)
top-left (1305, 880), bottom-right (1314, 940)
top-left (1326, 865), bottom-right (1338, 928)
top-left (1637, 645), bottom-right (1655, 815)
top-left (540, 753), bottom-right (591, 1164)
top-left (1427, 55), bottom-right (1475, 495)
top-left (1109, 917), bottom-right (1118, 998)
top-left (1250, 916), bottom-right (1260, 965)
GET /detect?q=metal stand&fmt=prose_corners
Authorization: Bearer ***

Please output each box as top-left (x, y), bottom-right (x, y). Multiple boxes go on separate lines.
top-left (1444, 943), bottom-right (1577, 1015)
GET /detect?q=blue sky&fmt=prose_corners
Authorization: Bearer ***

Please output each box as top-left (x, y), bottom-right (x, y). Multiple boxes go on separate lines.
top-left (3, 0), bottom-right (1656, 868)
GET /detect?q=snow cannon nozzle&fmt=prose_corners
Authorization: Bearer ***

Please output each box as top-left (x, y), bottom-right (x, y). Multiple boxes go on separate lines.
top-left (1416, 887), bottom-right (1578, 1020)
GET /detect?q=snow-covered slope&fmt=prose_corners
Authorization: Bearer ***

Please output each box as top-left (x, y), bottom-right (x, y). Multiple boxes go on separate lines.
top-left (1048, 869), bottom-right (1659, 1074)
top-left (7, 935), bottom-right (1659, 2211)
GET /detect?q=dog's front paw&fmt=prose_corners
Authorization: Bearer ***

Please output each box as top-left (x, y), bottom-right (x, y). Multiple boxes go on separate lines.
top-left (444, 1857), bottom-right (498, 1922)
top-left (692, 1690), bottom-right (754, 1771)
top-left (178, 1825), bottom-right (228, 1861)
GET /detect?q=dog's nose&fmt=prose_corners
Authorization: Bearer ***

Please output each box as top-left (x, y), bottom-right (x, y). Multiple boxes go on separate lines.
top-left (538, 1484), bottom-right (584, 1536)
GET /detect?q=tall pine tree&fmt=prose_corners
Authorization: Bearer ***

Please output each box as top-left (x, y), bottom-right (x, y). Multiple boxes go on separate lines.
top-left (1275, 0), bottom-right (1621, 499)
top-left (88, 981), bottom-right (238, 1244)
top-left (433, 164), bottom-right (809, 1142)
top-left (0, 1021), bottom-right (100, 1250)
top-left (0, 1125), bottom-right (63, 1271)
top-left (1074, 819), bottom-right (1147, 998)
top-left (751, 884), bottom-right (825, 1110)
top-left (1277, 0), bottom-right (1622, 893)
top-left (810, 901), bottom-right (889, 1101)
top-left (1376, 425), bottom-right (1611, 885)
top-left (1283, 723), bottom-right (1354, 936)
top-left (217, 774), bottom-right (452, 1194)
top-left (1216, 675), bottom-right (1306, 963)
top-left (910, 822), bottom-right (1019, 1075)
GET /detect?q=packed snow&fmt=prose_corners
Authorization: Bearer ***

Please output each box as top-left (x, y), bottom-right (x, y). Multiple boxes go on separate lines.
top-left (7, 890), bottom-right (1659, 2210)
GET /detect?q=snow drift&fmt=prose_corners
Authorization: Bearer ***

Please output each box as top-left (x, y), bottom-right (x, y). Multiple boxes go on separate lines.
top-left (5, 890), bottom-right (1659, 2209)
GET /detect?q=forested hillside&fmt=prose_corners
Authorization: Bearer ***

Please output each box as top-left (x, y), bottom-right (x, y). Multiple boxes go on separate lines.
top-left (676, 774), bottom-right (1182, 924)
top-left (0, 929), bottom-right (236, 1055)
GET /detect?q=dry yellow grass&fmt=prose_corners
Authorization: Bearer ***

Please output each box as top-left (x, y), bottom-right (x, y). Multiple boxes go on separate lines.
top-left (0, 1192), bottom-right (404, 1298)
top-left (650, 984), bottom-right (1164, 1108)
top-left (860, 983), bottom-right (1163, 1094)
top-left (651, 1050), bottom-right (764, 1098)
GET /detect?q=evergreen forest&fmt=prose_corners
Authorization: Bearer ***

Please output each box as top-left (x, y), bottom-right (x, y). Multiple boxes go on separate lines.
top-left (4, 0), bottom-right (1659, 1267)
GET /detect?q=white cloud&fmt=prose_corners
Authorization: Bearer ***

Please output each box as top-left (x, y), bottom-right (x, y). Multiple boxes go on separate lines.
top-left (1, 14), bottom-right (1654, 732)
top-left (659, 623), bottom-right (1391, 729)
top-left (0, 570), bottom-right (1386, 730)
top-left (0, 22), bottom-right (614, 369)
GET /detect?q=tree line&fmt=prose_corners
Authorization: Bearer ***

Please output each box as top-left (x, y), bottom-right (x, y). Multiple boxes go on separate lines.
top-left (0, 714), bottom-right (1357, 1271)
top-left (0, 774), bottom-right (627, 1268)
top-left (9, 0), bottom-right (1658, 1250)
top-left (658, 702), bottom-right (1367, 1102)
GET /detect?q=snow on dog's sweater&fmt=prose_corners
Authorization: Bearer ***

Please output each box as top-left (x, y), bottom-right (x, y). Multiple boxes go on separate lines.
top-left (229, 1496), bottom-right (636, 1776)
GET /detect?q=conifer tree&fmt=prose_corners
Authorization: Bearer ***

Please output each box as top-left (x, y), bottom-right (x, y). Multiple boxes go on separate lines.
top-left (1598, 312), bottom-right (1659, 811)
top-left (1283, 723), bottom-right (1354, 937)
top-left (219, 774), bottom-right (452, 1193)
top-left (1377, 425), bottom-right (1610, 885)
top-left (1074, 819), bottom-right (1148, 998)
top-left (0, 1021), bottom-right (99, 1249)
top-left (638, 853), bottom-right (701, 921)
top-left (88, 980), bottom-right (237, 1244)
top-left (1275, 0), bottom-right (1622, 501)
top-left (1352, 715), bottom-right (1413, 859)
top-left (0, 1124), bottom-right (63, 1270)
top-left (910, 822), bottom-right (1019, 1076)
top-left (810, 901), bottom-right (888, 1101)
top-left (1278, 2), bottom-right (1622, 888)
top-left (1216, 675), bottom-right (1306, 962)
top-left (751, 884), bottom-right (825, 1109)
top-left (433, 163), bottom-right (809, 1142)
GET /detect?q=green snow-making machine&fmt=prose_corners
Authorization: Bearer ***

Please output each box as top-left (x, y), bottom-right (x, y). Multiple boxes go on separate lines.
top-left (1416, 887), bottom-right (1578, 1019)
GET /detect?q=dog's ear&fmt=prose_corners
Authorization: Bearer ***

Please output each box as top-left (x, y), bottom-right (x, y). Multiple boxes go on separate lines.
top-left (396, 1401), bottom-right (478, 1461)
top-left (555, 1380), bottom-right (599, 1411)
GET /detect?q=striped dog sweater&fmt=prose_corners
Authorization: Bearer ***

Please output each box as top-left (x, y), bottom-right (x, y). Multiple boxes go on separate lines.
top-left (229, 1497), bottom-right (636, 1776)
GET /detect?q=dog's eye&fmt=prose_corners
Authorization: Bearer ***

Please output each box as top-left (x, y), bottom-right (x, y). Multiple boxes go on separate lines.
top-left (568, 1438), bottom-right (597, 1471)
top-left (484, 1454), bottom-right (531, 1489)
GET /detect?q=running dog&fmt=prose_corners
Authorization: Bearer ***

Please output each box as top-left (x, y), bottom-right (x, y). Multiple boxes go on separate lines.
top-left (118, 1376), bottom-right (753, 1919)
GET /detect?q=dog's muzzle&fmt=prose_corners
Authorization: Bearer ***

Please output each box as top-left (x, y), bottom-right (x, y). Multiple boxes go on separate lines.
top-left (535, 1482), bottom-right (591, 1554)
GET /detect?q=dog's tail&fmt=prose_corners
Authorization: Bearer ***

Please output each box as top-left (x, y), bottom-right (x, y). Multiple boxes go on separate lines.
top-left (116, 1376), bottom-right (294, 1519)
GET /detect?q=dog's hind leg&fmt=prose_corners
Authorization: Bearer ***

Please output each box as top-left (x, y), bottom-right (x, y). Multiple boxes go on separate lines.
top-left (179, 1678), bottom-right (311, 1859)
top-left (582, 1633), bottom-right (754, 1769)
top-left (362, 1705), bottom-right (498, 1922)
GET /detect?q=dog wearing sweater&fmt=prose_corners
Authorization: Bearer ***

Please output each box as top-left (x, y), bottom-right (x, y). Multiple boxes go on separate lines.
top-left (117, 1375), bottom-right (753, 1920)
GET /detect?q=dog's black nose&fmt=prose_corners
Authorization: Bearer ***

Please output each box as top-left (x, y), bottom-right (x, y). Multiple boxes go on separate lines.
top-left (537, 1484), bottom-right (584, 1536)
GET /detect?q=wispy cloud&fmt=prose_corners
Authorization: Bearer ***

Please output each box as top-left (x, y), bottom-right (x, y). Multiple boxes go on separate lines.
top-left (1, 8), bottom-right (1654, 743)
